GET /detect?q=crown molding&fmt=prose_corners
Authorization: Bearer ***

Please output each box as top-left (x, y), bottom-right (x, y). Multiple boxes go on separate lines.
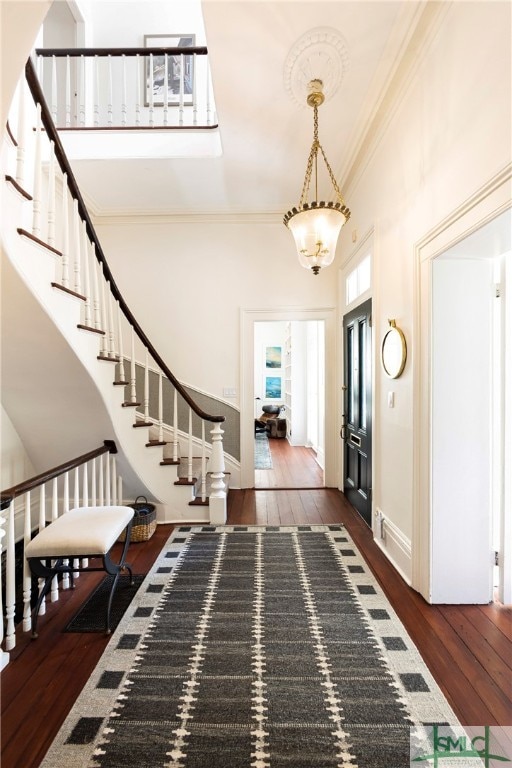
top-left (340, 0), bottom-right (451, 198)
top-left (90, 210), bottom-right (285, 226)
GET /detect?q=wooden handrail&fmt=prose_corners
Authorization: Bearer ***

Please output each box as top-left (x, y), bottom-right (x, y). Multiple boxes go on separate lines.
top-left (0, 440), bottom-right (116, 511)
top-left (24, 57), bottom-right (224, 425)
top-left (35, 46), bottom-right (208, 58)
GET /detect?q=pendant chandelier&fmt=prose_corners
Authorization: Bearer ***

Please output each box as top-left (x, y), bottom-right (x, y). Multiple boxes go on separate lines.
top-left (284, 79), bottom-right (350, 275)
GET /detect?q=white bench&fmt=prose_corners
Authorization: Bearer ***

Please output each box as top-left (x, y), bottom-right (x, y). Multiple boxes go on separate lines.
top-left (25, 505), bottom-right (134, 638)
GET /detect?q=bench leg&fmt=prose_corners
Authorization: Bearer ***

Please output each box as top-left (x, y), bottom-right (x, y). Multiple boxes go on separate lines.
top-left (102, 519), bottom-right (134, 634)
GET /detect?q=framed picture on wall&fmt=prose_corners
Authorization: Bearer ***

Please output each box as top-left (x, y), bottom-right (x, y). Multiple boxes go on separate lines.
top-left (265, 376), bottom-right (282, 399)
top-left (265, 346), bottom-right (282, 369)
top-left (144, 34), bottom-right (195, 106)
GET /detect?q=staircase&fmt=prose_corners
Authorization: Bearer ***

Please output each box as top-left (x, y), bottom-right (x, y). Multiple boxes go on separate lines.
top-left (1, 59), bottom-right (236, 525)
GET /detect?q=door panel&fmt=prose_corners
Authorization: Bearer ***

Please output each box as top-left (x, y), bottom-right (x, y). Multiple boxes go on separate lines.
top-left (342, 299), bottom-right (372, 526)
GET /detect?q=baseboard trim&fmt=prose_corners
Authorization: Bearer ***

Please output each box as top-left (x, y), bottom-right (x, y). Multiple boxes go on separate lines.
top-left (374, 510), bottom-right (412, 586)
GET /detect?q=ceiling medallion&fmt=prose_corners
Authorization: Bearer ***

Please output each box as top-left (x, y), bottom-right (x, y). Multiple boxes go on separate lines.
top-left (283, 27), bottom-right (350, 107)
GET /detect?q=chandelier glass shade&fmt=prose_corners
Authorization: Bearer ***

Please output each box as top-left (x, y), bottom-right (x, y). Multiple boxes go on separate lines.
top-left (284, 80), bottom-right (350, 275)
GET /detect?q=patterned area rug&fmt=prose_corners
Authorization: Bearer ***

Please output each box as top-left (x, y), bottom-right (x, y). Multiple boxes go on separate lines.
top-left (64, 574), bottom-right (146, 633)
top-left (254, 433), bottom-right (273, 469)
top-left (41, 526), bottom-right (459, 768)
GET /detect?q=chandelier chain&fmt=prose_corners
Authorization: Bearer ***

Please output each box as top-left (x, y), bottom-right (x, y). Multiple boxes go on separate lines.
top-left (298, 105), bottom-right (345, 208)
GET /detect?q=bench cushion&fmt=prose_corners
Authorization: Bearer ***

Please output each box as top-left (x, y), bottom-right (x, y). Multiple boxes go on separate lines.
top-left (25, 506), bottom-right (134, 559)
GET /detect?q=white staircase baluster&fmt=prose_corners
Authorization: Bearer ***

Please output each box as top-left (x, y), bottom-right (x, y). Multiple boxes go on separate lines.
top-left (51, 478), bottom-right (59, 601)
top-left (92, 246), bottom-right (102, 332)
top-left (31, 103), bottom-right (42, 237)
top-left (188, 407), bottom-right (193, 482)
top-left (0, 511), bottom-right (9, 667)
top-left (99, 269), bottom-right (109, 356)
top-left (51, 55), bottom-right (57, 124)
top-left (79, 55), bottom-right (85, 126)
top-left (179, 53), bottom-right (184, 127)
top-left (94, 55), bottom-right (99, 126)
top-left (208, 423), bottom-right (227, 524)
top-left (16, 78), bottom-right (26, 186)
top-left (72, 199), bottom-right (82, 295)
top-left (173, 387), bottom-right (179, 462)
top-left (158, 370), bottom-right (164, 443)
top-left (72, 467), bottom-right (80, 578)
top-left (108, 55), bottom-right (113, 126)
top-left (117, 302), bottom-right (126, 382)
top-left (192, 53), bottom-right (197, 126)
top-left (149, 53), bottom-right (154, 127)
top-left (82, 221), bottom-right (92, 327)
top-left (130, 327), bottom-right (137, 403)
top-left (111, 456), bottom-right (117, 505)
top-left (121, 54), bottom-right (127, 127)
top-left (4, 500), bottom-right (16, 650)
top-left (206, 59), bottom-right (211, 126)
top-left (143, 348), bottom-right (150, 422)
top-left (60, 471), bottom-right (70, 590)
top-left (65, 55), bottom-right (71, 127)
top-left (108, 285), bottom-right (117, 359)
top-left (82, 463), bottom-right (89, 565)
top-left (73, 466), bottom-right (79, 508)
top-left (22, 491), bottom-right (32, 632)
top-left (163, 54), bottom-right (168, 126)
top-left (47, 140), bottom-right (56, 247)
top-left (105, 452), bottom-right (111, 505)
top-left (98, 453), bottom-right (105, 506)
top-left (36, 53), bottom-right (43, 82)
top-left (37, 485), bottom-right (46, 616)
top-left (91, 456), bottom-right (97, 506)
top-left (135, 54), bottom-right (141, 126)
top-left (118, 475), bottom-right (123, 505)
top-left (201, 420), bottom-right (207, 501)
top-left (61, 176), bottom-right (70, 287)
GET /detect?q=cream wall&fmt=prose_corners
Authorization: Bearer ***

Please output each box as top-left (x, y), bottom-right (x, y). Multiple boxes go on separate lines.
top-left (0, 406), bottom-right (36, 491)
top-left (0, 1), bottom-right (50, 127)
top-left (96, 217), bottom-right (338, 402)
top-left (338, 1), bottom-right (511, 547)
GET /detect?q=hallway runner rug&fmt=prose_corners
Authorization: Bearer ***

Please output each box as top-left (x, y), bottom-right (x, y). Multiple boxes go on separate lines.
top-left (254, 433), bottom-right (273, 469)
top-left (41, 526), bottom-right (460, 768)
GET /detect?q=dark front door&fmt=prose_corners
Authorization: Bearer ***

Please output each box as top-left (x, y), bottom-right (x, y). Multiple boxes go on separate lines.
top-left (342, 299), bottom-right (372, 527)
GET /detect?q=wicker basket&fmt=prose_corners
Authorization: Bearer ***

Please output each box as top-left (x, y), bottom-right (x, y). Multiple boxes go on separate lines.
top-left (119, 496), bottom-right (157, 542)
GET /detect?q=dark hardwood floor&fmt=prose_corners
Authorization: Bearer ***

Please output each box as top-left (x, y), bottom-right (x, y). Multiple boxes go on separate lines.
top-left (2, 484), bottom-right (511, 766)
top-left (255, 435), bottom-right (324, 488)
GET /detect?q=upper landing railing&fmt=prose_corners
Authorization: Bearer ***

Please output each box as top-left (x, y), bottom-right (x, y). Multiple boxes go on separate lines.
top-left (35, 46), bottom-right (217, 129)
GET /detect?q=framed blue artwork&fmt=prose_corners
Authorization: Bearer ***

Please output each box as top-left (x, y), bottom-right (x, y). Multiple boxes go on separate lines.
top-left (265, 346), bottom-right (282, 369)
top-left (265, 376), bottom-right (281, 399)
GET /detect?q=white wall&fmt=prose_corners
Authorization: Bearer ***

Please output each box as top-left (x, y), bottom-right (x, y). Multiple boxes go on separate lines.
top-left (0, 405), bottom-right (36, 491)
top-left (337, 0), bottom-right (511, 555)
top-left (96, 218), bottom-right (337, 403)
top-left (0, 1), bottom-right (51, 127)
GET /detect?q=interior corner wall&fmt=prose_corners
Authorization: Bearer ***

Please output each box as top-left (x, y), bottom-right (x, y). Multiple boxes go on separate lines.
top-left (0, 404), bottom-right (36, 490)
top-left (95, 218), bottom-right (337, 405)
top-left (0, 1), bottom-right (51, 127)
top-left (336, 1), bottom-right (511, 547)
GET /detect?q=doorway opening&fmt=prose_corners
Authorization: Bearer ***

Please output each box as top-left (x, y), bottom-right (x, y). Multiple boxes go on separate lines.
top-left (429, 209), bottom-right (511, 604)
top-left (253, 320), bottom-right (325, 489)
top-left (240, 308), bottom-right (339, 488)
